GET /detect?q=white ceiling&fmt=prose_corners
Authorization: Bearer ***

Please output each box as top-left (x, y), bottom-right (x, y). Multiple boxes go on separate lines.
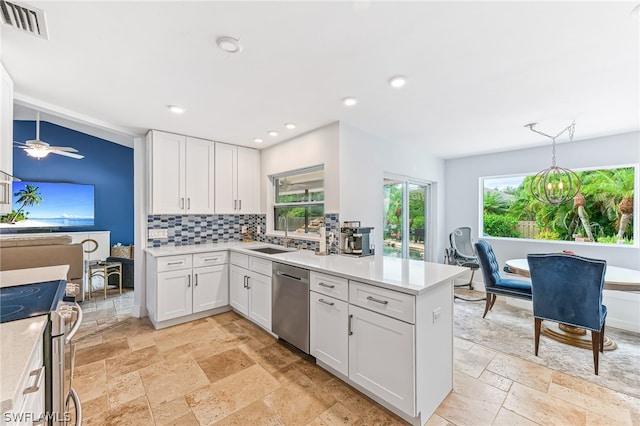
top-left (2, 1), bottom-right (639, 158)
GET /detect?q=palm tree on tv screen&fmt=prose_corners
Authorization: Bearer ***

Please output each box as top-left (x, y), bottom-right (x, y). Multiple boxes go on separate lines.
top-left (10, 184), bottom-right (43, 224)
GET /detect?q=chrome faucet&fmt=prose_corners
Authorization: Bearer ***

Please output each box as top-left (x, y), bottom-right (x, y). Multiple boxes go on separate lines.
top-left (281, 216), bottom-right (293, 248)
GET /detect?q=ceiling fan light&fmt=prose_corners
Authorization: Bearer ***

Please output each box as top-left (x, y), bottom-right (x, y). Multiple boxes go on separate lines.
top-left (25, 148), bottom-right (50, 158)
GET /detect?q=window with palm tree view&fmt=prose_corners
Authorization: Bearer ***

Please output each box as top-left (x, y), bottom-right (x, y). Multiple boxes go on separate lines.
top-left (482, 166), bottom-right (636, 245)
top-left (273, 167), bottom-right (324, 235)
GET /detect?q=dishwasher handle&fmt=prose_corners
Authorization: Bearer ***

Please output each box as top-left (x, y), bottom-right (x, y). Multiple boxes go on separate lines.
top-left (275, 271), bottom-right (309, 283)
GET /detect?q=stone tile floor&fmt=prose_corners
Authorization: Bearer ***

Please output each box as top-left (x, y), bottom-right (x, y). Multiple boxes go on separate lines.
top-left (70, 291), bottom-right (639, 425)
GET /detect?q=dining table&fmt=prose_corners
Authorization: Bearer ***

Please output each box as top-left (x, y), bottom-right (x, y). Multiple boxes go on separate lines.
top-left (504, 258), bottom-right (640, 351)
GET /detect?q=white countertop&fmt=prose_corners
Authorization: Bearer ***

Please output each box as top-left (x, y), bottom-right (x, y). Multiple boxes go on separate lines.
top-left (0, 266), bottom-right (68, 413)
top-left (146, 242), bottom-right (468, 295)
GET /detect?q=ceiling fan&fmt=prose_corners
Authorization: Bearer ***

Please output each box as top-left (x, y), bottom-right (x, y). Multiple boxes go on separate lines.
top-left (13, 112), bottom-right (84, 159)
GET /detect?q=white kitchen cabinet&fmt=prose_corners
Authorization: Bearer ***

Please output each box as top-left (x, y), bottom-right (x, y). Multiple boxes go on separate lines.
top-left (310, 291), bottom-right (349, 376)
top-left (228, 254), bottom-right (272, 331)
top-left (348, 304), bottom-right (415, 416)
top-left (0, 64), bottom-right (14, 214)
top-left (146, 251), bottom-right (229, 328)
top-left (214, 142), bottom-right (259, 214)
top-left (148, 130), bottom-right (214, 214)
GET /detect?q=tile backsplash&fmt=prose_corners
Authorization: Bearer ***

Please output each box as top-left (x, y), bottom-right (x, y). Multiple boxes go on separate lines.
top-left (147, 213), bottom-right (340, 253)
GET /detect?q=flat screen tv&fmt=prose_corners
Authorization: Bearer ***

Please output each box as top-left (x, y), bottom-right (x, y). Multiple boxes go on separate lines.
top-left (1, 181), bottom-right (95, 229)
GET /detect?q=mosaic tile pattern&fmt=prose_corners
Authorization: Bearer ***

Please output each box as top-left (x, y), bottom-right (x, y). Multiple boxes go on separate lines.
top-left (147, 213), bottom-right (340, 252)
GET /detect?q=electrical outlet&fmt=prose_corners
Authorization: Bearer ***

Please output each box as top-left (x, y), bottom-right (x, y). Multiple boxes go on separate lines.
top-left (432, 308), bottom-right (441, 323)
top-left (257, 225), bottom-right (262, 234)
top-left (328, 232), bottom-right (335, 244)
top-left (149, 229), bottom-right (168, 238)
top-left (241, 225), bottom-right (247, 233)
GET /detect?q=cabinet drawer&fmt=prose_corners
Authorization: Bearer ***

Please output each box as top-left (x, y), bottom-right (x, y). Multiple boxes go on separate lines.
top-left (349, 281), bottom-right (415, 324)
top-left (311, 271), bottom-right (348, 302)
top-left (249, 256), bottom-right (272, 277)
top-left (193, 251), bottom-right (228, 267)
top-left (230, 252), bottom-right (249, 268)
top-left (157, 254), bottom-right (192, 272)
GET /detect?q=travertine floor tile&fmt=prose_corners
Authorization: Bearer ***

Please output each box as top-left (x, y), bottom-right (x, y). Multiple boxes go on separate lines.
top-left (487, 353), bottom-right (552, 392)
top-left (91, 395), bottom-right (154, 425)
top-left (73, 360), bottom-right (107, 402)
top-left (213, 400), bottom-right (284, 426)
top-left (138, 358), bottom-right (210, 406)
top-left (247, 341), bottom-right (303, 374)
top-left (264, 378), bottom-right (335, 425)
top-left (107, 371), bottom-right (146, 408)
top-left (454, 343), bottom-right (498, 378)
top-left (435, 371), bottom-right (506, 426)
top-left (322, 378), bottom-right (375, 419)
top-left (319, 402), bottom-right (359, 425)
top-left (148, 396), bottom-right (191, 425)
top-left (81, 394), bottom-right (109, 421)
top-left (75, 337), bottom-right (129, 367)
top-left (503, 382), bottom-right (586, 425)
top-left (196, 347), bottom-right (256, 383)
top-left (105, 345), bottom-right (164, 379)
top-left (479, 369), bottom-right (513, 392)
top-left (492, 408), bottom-right (539, 425)
top-left (351, 405), bottom-right (407, 425)
top-left (425, 413), bottom-right (454, 426)
top-left (547, 382), bottom-right (633, 425)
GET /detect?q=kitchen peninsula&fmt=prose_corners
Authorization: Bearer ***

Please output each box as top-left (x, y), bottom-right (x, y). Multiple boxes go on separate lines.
top-left (146, 242), bottom-right (467, 425)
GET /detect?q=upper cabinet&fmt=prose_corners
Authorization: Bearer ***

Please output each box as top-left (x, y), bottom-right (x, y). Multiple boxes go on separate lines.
top-left (0, 64), bottom-right (14, 214)
top-left (147, 130), bottom-right (215, 215)
top-left (214, 143), bottom-right (259, 214)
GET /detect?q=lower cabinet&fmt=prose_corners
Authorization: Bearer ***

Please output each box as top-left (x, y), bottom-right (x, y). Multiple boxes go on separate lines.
top-left (348, 304), bottom-right (415, 416)
top-left (229, 255), bottom-right (272, 331)
top-left (157, 269), bottom-right (193, 321)
top-left (310, 291), bottom-right (349, 376)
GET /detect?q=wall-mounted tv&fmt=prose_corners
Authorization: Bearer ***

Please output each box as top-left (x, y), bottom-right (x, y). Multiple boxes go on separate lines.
top-left (0, 181), bottom-right (95, 229)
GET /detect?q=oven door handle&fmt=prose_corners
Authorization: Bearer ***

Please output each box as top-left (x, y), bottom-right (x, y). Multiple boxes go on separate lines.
top-left (65, 303), bottom-right (83, 345)
top-left (66, 387), bottom-right (82, 425)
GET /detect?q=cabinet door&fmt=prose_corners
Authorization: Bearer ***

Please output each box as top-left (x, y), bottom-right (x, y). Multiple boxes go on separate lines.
top-left (236, 146), bottom-right (259, 214)
top-left (348, 305), bottom-right (415, 416)
top-left (310, 291), bottom-right (348, 376)
top-left (193, 264), bottom-right (229, 313)
top-left (157, 270), bottom-right (192, 321)
top-left (248, 271), bottom-right (272, 331)
top-left (214, 143), bottom-right (237, 214)
top-left (185, 137), bottom-right (215, 214)
top-left (150, 131), bottom-right (185, 214)
top-left (229, 265), bottom-right (249, 315)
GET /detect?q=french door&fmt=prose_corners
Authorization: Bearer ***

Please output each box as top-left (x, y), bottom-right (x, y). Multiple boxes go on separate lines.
top-left (382, 177), bottom-right (431, 261)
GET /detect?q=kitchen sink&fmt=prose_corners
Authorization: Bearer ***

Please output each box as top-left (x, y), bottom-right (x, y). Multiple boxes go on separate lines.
top-left (248, 247), bottom-right (292, 255)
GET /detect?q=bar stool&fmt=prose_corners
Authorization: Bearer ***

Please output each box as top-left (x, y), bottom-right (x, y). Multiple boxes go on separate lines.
top-left (88, 261), bottom-right (122, 299)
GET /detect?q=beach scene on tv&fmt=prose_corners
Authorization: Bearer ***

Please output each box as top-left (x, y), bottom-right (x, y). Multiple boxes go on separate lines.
top-left (0, 181), bottom-right (95, 229)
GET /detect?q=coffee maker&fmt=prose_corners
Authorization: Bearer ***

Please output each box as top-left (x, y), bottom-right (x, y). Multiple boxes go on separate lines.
top-left (339, 221), bottom-right (375, 257)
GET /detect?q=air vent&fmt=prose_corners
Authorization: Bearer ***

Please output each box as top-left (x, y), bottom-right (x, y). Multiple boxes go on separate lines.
top-left (0, 0), bottom-right (48, 39)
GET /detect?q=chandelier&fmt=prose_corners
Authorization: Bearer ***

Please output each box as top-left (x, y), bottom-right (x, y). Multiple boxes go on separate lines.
top-left (526, 121), bottom-right (580, 206)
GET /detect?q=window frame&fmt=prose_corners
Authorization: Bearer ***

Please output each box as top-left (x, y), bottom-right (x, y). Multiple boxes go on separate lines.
top-left (479, 163), bottom-right (638, 247)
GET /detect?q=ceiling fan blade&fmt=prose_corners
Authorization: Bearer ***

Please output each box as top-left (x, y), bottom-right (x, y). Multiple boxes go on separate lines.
top-left (13, 141), bottom-right (28, 147)
top-left (48, 146), bottom-right (79, 152)
top-left (51, 150), bottom-right (84, 159)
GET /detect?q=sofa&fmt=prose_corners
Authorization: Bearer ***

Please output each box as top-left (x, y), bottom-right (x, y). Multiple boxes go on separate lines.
top-left (0, 235), bottom-right (84, 299)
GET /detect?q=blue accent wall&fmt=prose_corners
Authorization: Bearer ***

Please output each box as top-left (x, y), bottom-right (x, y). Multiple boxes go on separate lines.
top-left (11, 120), bottom-right (134, 245)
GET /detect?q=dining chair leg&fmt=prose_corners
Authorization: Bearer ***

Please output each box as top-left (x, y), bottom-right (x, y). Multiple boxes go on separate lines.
top-left (600, 322), bottom-right (605, 353)
top-left (591, 330), bottom-right (600, 375)
top-left (534, 318), bottom-right (542, 356)
top-left (482, 294), bottom-right (494, 318)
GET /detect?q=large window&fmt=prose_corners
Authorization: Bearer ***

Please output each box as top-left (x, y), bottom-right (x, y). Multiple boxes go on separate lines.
top-left (383, 177), bottom-right (431, 260)
top-left (481, 165), bottom-right (636, 245)
top-left (273, 167), bottom-right (324, 235)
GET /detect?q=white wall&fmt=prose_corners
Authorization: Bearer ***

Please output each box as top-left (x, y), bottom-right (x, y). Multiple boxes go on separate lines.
top-left (445, 131), bottom-right (640, 331)
top-left (260, 122), bottom-right (340, 213)
top-left (339, 123), bottom-right (447, 261)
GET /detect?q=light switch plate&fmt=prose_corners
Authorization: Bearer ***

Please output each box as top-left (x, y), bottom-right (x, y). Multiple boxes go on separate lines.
top-left (432, 308), bottom-right (442, 323)
top-left (149, 229), bottom-right (168, 238)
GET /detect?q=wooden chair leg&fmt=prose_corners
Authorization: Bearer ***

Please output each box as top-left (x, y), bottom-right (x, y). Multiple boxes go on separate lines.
top-left (482, 294), bottom-right (493, 318)
top-left (591, 330), bottom-right (600, 375)
top-left (489, 294), bottom-right (497, 310)
top-left (600, 322), bottom-right (605, 353)
top-left (534, 318), bottom-right (542, 356)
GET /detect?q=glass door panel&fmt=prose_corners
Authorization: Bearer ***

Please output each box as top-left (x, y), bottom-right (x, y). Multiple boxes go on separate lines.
top-left (383, 179), bottom-right (403, 258)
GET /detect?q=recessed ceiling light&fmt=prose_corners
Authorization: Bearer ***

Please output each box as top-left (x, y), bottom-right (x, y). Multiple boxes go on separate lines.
top-left (216, 36), bottom-right (242, 53)
top-left (268, 130), bottom-right (278, 137)
top-left (253, 138), bottom-right (263, 143)
top-left (168, 105), bottom-right (185, 114)
top-left (343, 97), bottom-right (358, 106)
top-left (389, 75), bottom-right (407, 88)
top-left (285, 123), bottom-right (296, 130)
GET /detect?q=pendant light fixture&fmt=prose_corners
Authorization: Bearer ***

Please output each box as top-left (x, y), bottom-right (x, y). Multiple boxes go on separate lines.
top-left (526, 121), bottom-right (580, 206)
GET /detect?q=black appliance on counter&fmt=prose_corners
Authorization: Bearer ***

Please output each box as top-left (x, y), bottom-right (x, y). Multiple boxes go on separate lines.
top-left (0, 280), bottom-right (83, 425)
top-left (339, 221), bottom-right (375, 257)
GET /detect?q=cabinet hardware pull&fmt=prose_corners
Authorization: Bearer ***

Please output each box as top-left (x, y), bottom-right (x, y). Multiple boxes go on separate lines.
top-left (246, 276), bottom-right (251, 289)
top-left (23, 366), bottom-right (44, 394)
top-left (195, 273), bottom-right (198, 286)
top-left (239, 199), bottom-right (242, 210)
top-left (318, 299), bottom-right (334, 307)
top-left (187, 275), bottom-right (191, 287)
top-left (243, 276), bottom-right (248, 288)
top-left (187, 198), bottom-right (191, 209)
top-left (167, 261), bottom-right (183, 266)
top-left (181, 198), bottom-right (185, 209)
top-left (318, 282), bottom-right (335, 289)
top-left (203, 258), bottom-right (218, 262)
top-left (234, 200), bottom-right (237, 210)
top-left (348, 314), bottom-right (353, 335)
top-left (366, 296), bottom-right (389, 305)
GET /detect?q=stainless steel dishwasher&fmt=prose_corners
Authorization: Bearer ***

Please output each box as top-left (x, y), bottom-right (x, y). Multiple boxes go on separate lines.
top-left (272, 262), bottom-right (310, 353)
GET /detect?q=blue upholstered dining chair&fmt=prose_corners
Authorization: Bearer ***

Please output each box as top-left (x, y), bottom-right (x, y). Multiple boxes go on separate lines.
top-left (473, 240), bottom-right (532, 318)
top-left (527, 253), bottom-right (607, 375)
